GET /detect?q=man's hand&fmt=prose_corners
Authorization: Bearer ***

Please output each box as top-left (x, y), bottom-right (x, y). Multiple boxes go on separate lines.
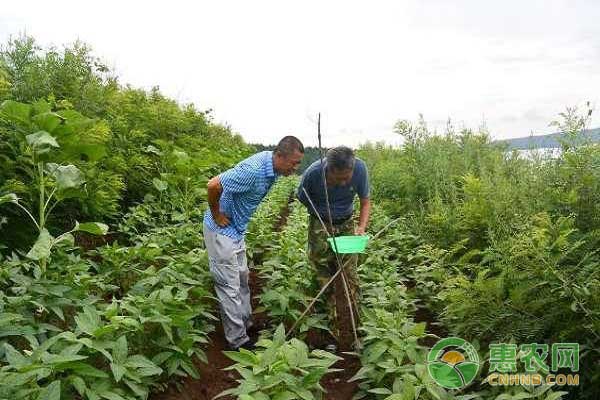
top-left (356, 198), bottom-right (371, 236)
top-left (213, 211), bottom-right (231, 227)
top-left (207, 176), bottom-right (230, 227)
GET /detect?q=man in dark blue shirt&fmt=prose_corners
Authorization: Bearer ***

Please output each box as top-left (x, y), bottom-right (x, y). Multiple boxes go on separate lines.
top-left (296, 146), bottom-right (371, 349)
top-left (297, 146), bottom-right (371, 234)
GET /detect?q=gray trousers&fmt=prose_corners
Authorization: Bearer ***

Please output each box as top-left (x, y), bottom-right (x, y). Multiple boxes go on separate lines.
top-left (203, 223), bottom-right (252, 349)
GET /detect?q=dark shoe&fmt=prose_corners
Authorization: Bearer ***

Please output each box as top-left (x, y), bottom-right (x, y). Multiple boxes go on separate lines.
top-left (325, 343), bottom-right (337, 353)
top-left (246, 319), bottom-right (267, 335)
top-left (232, 338), bottom-right (256, 352)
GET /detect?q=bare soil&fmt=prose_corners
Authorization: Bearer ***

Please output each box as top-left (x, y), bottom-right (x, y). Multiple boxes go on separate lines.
top-left (151, 195), bottom-right (363, 400)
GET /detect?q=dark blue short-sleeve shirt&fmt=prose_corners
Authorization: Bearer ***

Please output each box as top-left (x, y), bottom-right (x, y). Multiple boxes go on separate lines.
top-left (297, 158), bottom-right (369, 220)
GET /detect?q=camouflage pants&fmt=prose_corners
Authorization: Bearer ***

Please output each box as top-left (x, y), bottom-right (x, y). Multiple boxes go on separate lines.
top-left (307, 215), bottom-right (359, 342)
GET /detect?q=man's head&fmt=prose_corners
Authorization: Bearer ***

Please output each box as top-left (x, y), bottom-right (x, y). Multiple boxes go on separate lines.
top-left (273, 136), bottom-right (304, 176)
top-left (326, 146), bottom-right (355, 186)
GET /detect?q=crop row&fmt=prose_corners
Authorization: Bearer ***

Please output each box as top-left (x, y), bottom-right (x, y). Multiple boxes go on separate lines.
top-left (353, 207), bottom-right (569, 400)
top-left (0, 214), bottom-right (215, 399)
top-left (222, 179), bottom-right (339, 400)
top-left (0, 178), bottom-right (295, 400)
top-left (255, 198), bottom-right (330, 336)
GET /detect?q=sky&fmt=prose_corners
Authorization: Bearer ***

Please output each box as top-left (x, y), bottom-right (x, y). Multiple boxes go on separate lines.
top-left (1, 0), bottom-right (599, 147)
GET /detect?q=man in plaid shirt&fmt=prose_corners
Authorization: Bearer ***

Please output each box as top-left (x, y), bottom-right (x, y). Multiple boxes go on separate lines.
top-left (204, 136), bottom-right (304, 350)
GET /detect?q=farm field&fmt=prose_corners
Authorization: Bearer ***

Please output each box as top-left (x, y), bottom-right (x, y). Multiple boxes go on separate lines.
top-left (1, 37), bottom-right (600, 400)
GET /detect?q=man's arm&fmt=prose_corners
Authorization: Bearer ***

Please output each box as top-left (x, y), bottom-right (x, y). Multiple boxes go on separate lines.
top-left (207, 176), bottom-right (230, 227)
top-left (296, 170), bottom-right (313, 209)
top-left (355, 197), bottom-right (371, 235)
top-left (208, 163), bottom-right (257, 227)
top-left (355, 159), bottom-right (371, 235)
top-left (297, 182), bottom-right (310, 208)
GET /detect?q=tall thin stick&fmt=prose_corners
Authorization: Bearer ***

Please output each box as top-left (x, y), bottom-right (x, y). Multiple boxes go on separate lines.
top-left (339, 266), bottom-right (359, 347)
top-left (286, 114), bottom-right (360, 348)
top-left (299, 187), bottom-right (360, 319)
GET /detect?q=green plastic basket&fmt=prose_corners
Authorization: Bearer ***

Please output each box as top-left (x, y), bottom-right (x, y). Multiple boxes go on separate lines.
top-left (327, 235), bottom-right (370, 254)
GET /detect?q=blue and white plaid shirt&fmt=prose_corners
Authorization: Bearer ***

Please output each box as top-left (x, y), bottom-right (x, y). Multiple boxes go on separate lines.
top-left (204, 151), bottom-right (278, 240)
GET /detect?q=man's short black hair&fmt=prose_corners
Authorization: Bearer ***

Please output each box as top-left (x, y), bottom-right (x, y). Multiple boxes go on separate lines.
top-left (275, 136), bottom-right (304, 156)
top-left (326, 146), bottom-right (355, 171)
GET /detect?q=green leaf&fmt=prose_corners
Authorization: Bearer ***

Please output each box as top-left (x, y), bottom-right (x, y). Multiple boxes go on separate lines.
top-left (302, 367), bottom-right (327, 386)
top-left (152, 178), bottom-right (168, 192)
top-left (26, 228), bottom-right (54, 260)
top-left (54, 233), bottom-right (74, 247)
top-left (78, 338), bottom-right (113, 361)
top-left (145, 145), bottom-right (162, 155)
top-left (426, 384), bottom-right (448, 400)
top-left (42, 354), bottom-right (89, 365)
top-left (105, 301), bottom-right (119, 319)
top-left (273, 323), bottom-right (286, 345)
top-left (110, 363), bottom-right (126, 382)
top-left (410, 322), bottom-right (426, 337)
top-left (62, 361), bottom-right (109, 378)
top-left (349, 365), bottom-right (374, 382)
top-left (390, 381), bottom-right (415, 400)
top-left (0, 100), bottom-right (32, 126)
top-left (152, 351), bottom-right (173, 366)
top-left (223, 350), bottom-right (259, 367)
top-left (291, 387), bottom-right (315, 400)
top-left (0, 193), bottom-right (19, 205)
top-left (385, 395), bottom-right (409, 400)
top-left (38, 380), bottom-right (61, 400)
top-left (161, 322), bottom-right (173, 342)
top-left (180, 359), bottom-right (200, 379)
top-left (125, 354), bottom-right (163, 376)
top-left (86, 389), bottom-right (101, 400)
top-left (367, 341), bottom-right (389, 363)
top-left (545, 392), bottom-right (569, 400)
top-left (70, 376), bottom-right (86, 396)
top-left (48, 164), bottom-right (85, 191)
top-left (33, 112), bottom-right (64, 133)
top-left (32, 99), bottom-right (52, 114)
top-left (26, 131), bottom-right (59, 151)
top-left (4, 343), bottom-right (28, 368)
top-left (74, 221), bottom-right (109, 236)
top-left (273, 392), bottom-right (297, 400)
top-left (101, 392), bottom-right (127, 400)
top-left (113, 336), bottom-right (128, 363)
top-left (61, 343), bottom-right (83, 355)
top-left (74, 306), bottom-right (102, 336)
top-left (77, 143), bottom-right (107, 162)
top-left (510, 392), bottom-right (534, 400)
top-left (368, 388), bottom-right (393, 395)
top-left (124, 379), bottom-right (148, 398)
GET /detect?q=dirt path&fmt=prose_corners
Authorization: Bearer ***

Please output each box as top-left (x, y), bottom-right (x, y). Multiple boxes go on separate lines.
top-left (152, 196), bottom-right (361, 400)
top-left (151, 268), bottom-right (266, 400)
top-left (151, 198), bottom-right (291, 400)
top-left (407, 278), bottom-right (448, 347)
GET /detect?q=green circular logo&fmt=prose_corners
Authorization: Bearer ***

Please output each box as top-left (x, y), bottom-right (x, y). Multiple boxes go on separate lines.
top-left (427, 337), bottom-right (480, 389)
